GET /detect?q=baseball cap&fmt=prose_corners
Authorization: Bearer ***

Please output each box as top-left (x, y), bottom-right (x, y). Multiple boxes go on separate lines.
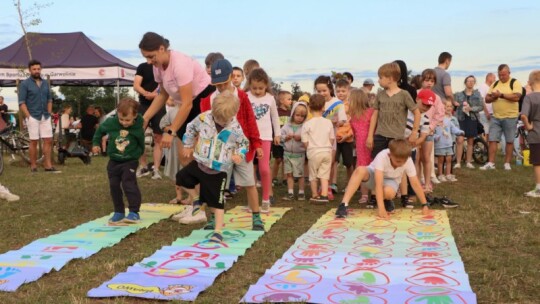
top-left (363, 78), bottom-right (375, 86)
top-left (417, 89), bottom-right (436, 106)
top-left (211, 59), bottom-right (233, 85)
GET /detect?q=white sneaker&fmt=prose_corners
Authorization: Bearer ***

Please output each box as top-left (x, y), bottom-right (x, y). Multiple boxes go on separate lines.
top-left (437, 175), bottom-right (447, 182)
top-left (446, 174), bottom-right (458, 182)
top-left (453, 163), bottom-right (461, 169)
top-left (151, 169), bottom-right (162, 180)
top-left (136, 166), bottom-right (151, 178)
top-left (524, 189), bottom-right (540, 198)
top-left (178, 210), bottom-right (207, 224)
top-left (504, 163), bottom-right (511, 171)
top-left (172, 205), bottom-right (193, 221)
top-left (431, 176), bottom-right (441, 184)
top-left (261, 200), bottom-right (270, 214)
top-left (256, 181), bottom-right (261, 188)
top-left (0, 185), bottom-right (20, 202)
top-left (479, 162), bottom-right (496, 170)
top-left (466, 162), bottom-right (475, 169)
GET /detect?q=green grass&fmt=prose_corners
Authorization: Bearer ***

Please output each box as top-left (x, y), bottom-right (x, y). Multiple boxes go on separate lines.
top-left (0, 155), bottom-right (538, 303)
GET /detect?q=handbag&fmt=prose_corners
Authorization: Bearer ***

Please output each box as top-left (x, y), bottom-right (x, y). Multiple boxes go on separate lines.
top-left (472, 112), bottom-right (485, 135)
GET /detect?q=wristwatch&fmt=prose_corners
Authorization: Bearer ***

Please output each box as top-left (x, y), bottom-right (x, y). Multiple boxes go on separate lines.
top-left (166, 129), bottom-right (177, 137)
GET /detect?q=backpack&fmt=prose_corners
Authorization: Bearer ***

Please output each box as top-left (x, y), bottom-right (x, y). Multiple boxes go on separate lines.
top-left (492, 78), bottom-right (527, 112)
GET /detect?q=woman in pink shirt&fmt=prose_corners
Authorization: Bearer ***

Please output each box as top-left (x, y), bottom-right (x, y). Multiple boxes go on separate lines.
top-left (139, 32), bottom-right (215, 166)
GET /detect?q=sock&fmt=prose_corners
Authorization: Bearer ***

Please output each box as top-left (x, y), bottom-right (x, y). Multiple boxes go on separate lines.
top-left (252, 212), bottom-right (260, 218)
top-left (298, 190), bottom-right (304, 194)
top-left (288, 189), bottom-right (294, 195)
top-left (342, 201), bottom-right (348, 207)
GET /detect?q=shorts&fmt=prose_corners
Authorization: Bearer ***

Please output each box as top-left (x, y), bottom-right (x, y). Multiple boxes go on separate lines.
top-left (27, 116), bottom-right (53, 140)
top-left (284, 153), bottom-right (305, 178)
top-left (176, 160), bottom-right (227, 210)
top-left (362, 167), bottom-right (399, 193)
top-left (435, 147), bottom-right (454, 156)
top-left (176, 85), bottom-right (216, 139)
top-left (308, 151), bottom-right (331, 181)
top-left (233, 159), bottom-right (255, 187)
top-left (371, 134), bottom-right (394, 159)
top-left (336, 142), bottom-right (354, 167)
top-left (271, 143), bottom-right (284, 159)
top-left (138, 102), bottom-right (166, 134)
top-left (425, 135), bottom-right (434, 142)
top-left (529, 143), bottom-right (540, 166)
top-left (488, 117), bottom-right (518, 143)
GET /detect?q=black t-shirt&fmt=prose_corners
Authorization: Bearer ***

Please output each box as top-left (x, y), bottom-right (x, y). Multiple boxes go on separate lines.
top-left (80, 114), bottom-right (99, 141)
top-left (0, 104), bottom-right (8, 123)
top-left (136, 63), bottom-right (158, 105)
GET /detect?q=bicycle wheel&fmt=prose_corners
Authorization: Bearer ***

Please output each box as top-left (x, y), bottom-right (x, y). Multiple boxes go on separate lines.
top-left (0, 151), bottom-right (4, 175)
top-left (472, 137), bottom-right (488, 164)
top-left (13, 131), bottom-right (30, 163)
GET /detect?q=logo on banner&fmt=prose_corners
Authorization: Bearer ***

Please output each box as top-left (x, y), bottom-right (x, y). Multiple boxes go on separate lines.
top-left (99, 69), bottom-right (105, 76)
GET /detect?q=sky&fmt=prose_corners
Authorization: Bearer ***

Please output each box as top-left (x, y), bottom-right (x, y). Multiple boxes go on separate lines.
top-left (1, 0), bottom-right (540, 110)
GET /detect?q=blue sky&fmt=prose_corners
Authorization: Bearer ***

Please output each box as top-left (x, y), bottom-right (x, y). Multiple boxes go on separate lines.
top-left (1, 0), bottom-right (540, 109)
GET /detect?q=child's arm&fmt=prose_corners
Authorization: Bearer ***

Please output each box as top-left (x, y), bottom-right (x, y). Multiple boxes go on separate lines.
top-left (374, 169), bottom-right (389, 219)
top-left (520, 96), bottom-right (533, 130)
top-left (521, 115), bottom-right (533, 131)
top-left (366, 109), bottom-right (379, 150)
top-left (301, 125), bottom-right (309, 149)
top-left (281, 124), bottom-right (292, 143)
top-left (409, 108), bottom-right (421, 144)
top-left (270, 99), bottom-right (281, 145)
top-left (91, 120), bottom-right (107, 153)
top-left (408, 175), bottom-right (431, 215)
top-left (182, 115), bottom-right (201, 149)
top-left (233, 132), bottom-right (250, 164)
top-left (337, 105), bottom-right (347, 127)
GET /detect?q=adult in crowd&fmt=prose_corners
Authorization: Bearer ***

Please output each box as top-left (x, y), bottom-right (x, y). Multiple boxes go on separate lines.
top-left (481, 64), bottom-right (523, 170)
top-left (0, 96), bottom-right (8, 125)
top-left (478, 72), bottom-right (496, 138)
top-left (138, 32), bottom-right (215, 166)
top-left (454, 75), bottom-right (485, 169)
top-left (133, 61), bottom-right (164, 179)
top-left (395, 60), bottom-right (417, 100)
top-left (204, 52), bottom-right (224, 75)
top-left (18, 59), bottom-right (60, 173)
top-left (79, 105), bottom-right (99, 152)
top-left (343, 72), bottom-right (354, 86)
top-left (361, 78), bottom-right (375, 93)
top-left (433, 52), bottom-right (454, 104)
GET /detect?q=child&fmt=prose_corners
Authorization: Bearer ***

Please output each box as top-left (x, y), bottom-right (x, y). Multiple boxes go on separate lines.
top-left (92, 98), bottom-right (145, 224)
top-left (57, 104), bottom-right (75, 149)
top-left (336, 139), bottom-right (431, 219)
top-left (281, 101), bottom-right (308, 201)
top-left (315, 75), bottom-right (347, 199)
top-left (177, 91), bottom-right (249, 242)
top-left (367, 62), bottom-right (420, 159)
top-left (272, 90), bottom-right (293, 187)
top-left (232, 66), bottom-right (244, 89)
top-left (242, 59), bottom-right (260, 91)
top-left (435, 101), bottom-right (464, 182)
top-left (334, 79), bottom-right (355, 190)
top-left (349, 88), bottom-right (374, 204)
top-left (520, 70), bottom-right (540, 197)
top-left (246, 68), bottom-right (281, 212)
top-left (302, 94), bottom-right (335, 203)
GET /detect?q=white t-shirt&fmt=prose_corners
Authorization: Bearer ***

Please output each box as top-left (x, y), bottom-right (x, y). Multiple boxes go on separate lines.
top-left (301, 116), bottom-right (334, 159)
top-left (248, 92), bottom-right (280, 141)
top-left (369, 148), bottom-right (417, 184)
top-left (478, 83), bottom-right (492, 114)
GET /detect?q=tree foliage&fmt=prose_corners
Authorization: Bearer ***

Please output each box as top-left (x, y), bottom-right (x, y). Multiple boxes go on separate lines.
top-left (57, 86), bottom-right (131, 117)
top-left (13, 0), bottom-right (53, 60)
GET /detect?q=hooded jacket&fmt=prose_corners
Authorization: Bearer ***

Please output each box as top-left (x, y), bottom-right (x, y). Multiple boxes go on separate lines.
top-left (280, 101), bottom-right (308, 155)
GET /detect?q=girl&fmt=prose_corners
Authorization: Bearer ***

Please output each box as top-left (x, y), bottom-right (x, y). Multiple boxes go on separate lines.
top-left (314, 75), bottom-right (347, 200)
top-left (349, 89), bottom-right (374, 204)
top-left (434, 101), bottom-right (464, 181)
top-left (454, 75), bottom-right (484, 169)
top-left (57, 104), bottom-right (75, 149)
top-left (246, 68), bottom-right (280, 213)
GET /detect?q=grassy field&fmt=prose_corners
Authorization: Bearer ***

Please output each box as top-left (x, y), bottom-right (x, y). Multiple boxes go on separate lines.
top-left (0, 154), bottom-right (538, 304)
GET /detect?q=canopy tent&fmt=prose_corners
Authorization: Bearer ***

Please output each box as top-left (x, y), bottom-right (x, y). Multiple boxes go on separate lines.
top-left (0, 32), bottom-right (136, 87)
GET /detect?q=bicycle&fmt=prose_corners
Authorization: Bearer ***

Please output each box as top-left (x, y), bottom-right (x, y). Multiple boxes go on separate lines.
top-left (513, 121), bottom-right (529, 163)
top-left (0, 123), bottom-right (31, 175)
top-left (452, 134), bottom-right (488, 165)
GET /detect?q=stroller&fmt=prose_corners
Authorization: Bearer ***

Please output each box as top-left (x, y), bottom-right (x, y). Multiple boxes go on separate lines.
top-left (57, 115), bottom-right (91, 165)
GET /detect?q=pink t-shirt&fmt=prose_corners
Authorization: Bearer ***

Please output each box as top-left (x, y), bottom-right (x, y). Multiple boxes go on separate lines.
top-left (153, 50), bottom-right (210, 105)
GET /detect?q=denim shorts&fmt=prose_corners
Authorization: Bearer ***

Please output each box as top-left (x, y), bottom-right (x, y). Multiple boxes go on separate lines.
top-left (425, 134), bottom-right (434, 142)
top-left (362, 167), bottom-right (399, 193)
top-left (488, 117), bottom-right (518, 142)
top-left (435, 147), bottom-right (454, 156)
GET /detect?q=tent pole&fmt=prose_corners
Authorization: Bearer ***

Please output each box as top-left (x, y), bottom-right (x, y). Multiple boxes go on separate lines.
top-left (116, 79), bottom-right (120, 106)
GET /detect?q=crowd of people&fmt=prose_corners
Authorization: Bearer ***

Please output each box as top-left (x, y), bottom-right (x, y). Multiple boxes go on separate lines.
top-left (3, 31), bottom-right (540, 243)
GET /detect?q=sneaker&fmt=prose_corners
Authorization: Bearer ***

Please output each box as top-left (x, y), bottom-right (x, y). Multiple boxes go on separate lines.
top-left (203, 216), bottom-right (215, 230)
top-left (0, 185), bottom-right (20, 202)
top-left (330, 184), bottom-right (338, 194)
top-left (453, 163), bottom-right (461, 169)
top-left (272, 178), bottom-right (279, 187)
top-left (446, 174), bottom-right (458, 182)
top-left (466, 162), bottom-right (475, 169)
top-left (261, 200), bottom-right (270, 213)
top-left (439, 196), bottom-right (459, 208)
top-left (252, 215), bottom-right (265, 231)
top-left (384, 200), bottom-right (395, 213)
top-left (437, 175), bottom-right (448, 182)
top-left (310, 196), bottom-right (329, 204)
top-left (327, 189), bottom-right (335, 201)
top-left (136, 167), bottom-right (151, 177)
top-left (109, 212), bottom-right (125, 223)
top-left (402, 200), bottom-right (414, 209)
top-left (223, 190), bottom-right (234, 200)
top-left (479, 162), bottom-right (496, 170)
top-left (123, 212), bottom-right (141, 223)
top-left (180, 211), bottom-right (208, 225)
top-left (504, 163), bottom-right (511, 171)
top-left (524, 189), bottom-right (540, 198)
top-left (151, 169), bottom-right (162, 180)
top-left (283, 193), bottom-right (295, 201)
top-left (208, 232), bottom-right (223, 243)
top-left (172, 205), bottom-right (193, 221)
top-left (358, 195), bottom-right (368, 205)
top-left (431, 176), bottom-right (441, 184)
top-left (335, 203), bottom-right (348, 218)
top-left (44, 167), bottom-right (61, 173)
top-left (297, 192), bottom-right (306, 201)
top-left (192, 199), bottom-right (204, 216)
top-left (269, 196), bottom-right (275, 205)
top-left (366, 196), bottom-right (377, 209)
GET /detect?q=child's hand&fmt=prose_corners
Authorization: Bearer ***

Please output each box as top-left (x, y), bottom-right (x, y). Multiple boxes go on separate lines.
top-left (294, 134), bottom-right (301, 141)
top-left (527, 123), bottom-right (534, 131)
top-left (422, 205), bottom-right (433, 216)
top-left (92, 146), bottom-right (101, 154)
top-left (231, 154), bottom-right (242, 164)
top-left (273, 136), bottom-right (280, 145)
top-left (256, 148), bottom-right (263, 159)
top-left (408, 133), bottom-right (418, 146)
top-left (366, 136), bottom-right (373, 150)
top-left (377, 209), bottom-right (390, 219)
top-left (183, 148), bottom-right (194, 158)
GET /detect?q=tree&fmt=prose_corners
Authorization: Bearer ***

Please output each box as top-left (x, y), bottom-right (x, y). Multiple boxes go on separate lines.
top-left (14, 0), bottom-right (53, 59)
top-left (271, 80), bottom-right (283, 96)
top-left (291, 82), bottom-right (303, 101)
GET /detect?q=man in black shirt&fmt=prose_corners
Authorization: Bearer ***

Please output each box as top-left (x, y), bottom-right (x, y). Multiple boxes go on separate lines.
top-left (79, 105), bottom-right (99, 152)
top-left (133, 62), bottom-right (165, 179)
top-left (0, 96), bottom-right (9, 126)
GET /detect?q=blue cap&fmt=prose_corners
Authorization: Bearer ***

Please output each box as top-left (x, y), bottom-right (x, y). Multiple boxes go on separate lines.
top-left (211, 59), bottom-right (233, 85)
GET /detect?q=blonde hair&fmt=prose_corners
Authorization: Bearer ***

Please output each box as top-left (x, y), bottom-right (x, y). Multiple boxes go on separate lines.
top-left (388, 139), bottom-right (412, 160)
top-left (529, 70), bottom-right (540, 86)
top-left (378, 62), bottom-right (401, 82)
top-left (348, 89), bottom-right (370, 120)
top-left (117, 98), bottom-right (139, 116)
top-left (212, 91), bottom-right (239, 123)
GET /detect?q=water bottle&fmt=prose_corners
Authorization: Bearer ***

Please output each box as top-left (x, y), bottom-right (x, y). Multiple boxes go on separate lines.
top-left (516, 155), bottom-right (523, 166)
